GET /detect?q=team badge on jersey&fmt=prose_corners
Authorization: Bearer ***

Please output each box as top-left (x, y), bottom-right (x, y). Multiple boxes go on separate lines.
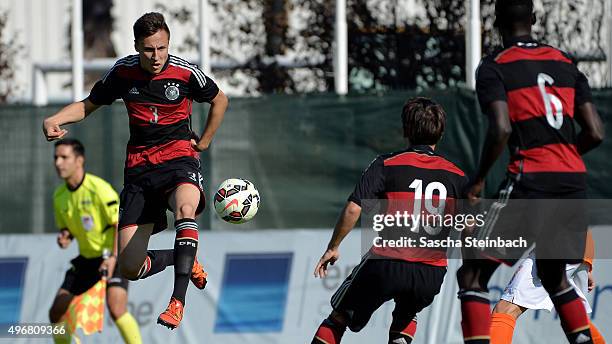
top-left (164, 82), bottom-right (180, 100)
top-left (81, 215), bottom-right (94, 231)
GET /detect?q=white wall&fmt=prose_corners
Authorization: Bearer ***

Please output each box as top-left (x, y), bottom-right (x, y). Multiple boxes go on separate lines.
top-left (0, 0), bottom-right (610, 103)
top-left (0, 0), bottom-right (71, 103)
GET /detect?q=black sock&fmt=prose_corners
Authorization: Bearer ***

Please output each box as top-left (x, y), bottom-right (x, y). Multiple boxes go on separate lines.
top-left (137, 249), bottom-right (174, 279)
top-left (172, 218), bottom-right (198, 305)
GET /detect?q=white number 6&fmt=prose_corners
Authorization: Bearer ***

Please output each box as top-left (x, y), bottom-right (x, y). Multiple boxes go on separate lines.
top-left (537, 73), bottom-right (564, 129)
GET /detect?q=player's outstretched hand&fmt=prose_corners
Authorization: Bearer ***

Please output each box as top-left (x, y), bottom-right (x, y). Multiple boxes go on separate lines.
top-left (43, 120), bottom-right (68, 142)
top-left (314, 248), bottom-right (339, 278)
top-left (588, 270), bottom-right (595, 292)
top-left (56, 229), bottom-right (72, 249)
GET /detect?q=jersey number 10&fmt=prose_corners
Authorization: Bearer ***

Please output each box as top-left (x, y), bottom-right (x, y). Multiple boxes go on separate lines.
top-left (409, 179), bottom-right (447, 235)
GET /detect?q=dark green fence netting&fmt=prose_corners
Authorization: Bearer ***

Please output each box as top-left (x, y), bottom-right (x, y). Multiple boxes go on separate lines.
top-left (1, 89), bottom-right (610, 233)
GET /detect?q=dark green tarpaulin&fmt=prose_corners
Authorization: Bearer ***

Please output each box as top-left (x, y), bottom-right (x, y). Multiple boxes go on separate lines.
top-left (1, 89), bottom-right (610, 232)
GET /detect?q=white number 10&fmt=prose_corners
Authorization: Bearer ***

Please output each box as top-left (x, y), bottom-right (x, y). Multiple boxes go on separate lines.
top-left (409, 179), bottom-right (447, 234)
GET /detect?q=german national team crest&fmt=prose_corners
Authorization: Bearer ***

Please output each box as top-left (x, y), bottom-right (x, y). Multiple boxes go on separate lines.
top-left (164, 82), bottom-right (180, 100)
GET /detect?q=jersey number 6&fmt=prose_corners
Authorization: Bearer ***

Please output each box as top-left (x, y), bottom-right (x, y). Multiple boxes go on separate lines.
top-left (537, 73), bottom-right (564, 130)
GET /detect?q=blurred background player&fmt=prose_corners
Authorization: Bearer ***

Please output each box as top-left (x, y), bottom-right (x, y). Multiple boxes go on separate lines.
top-left (49, 138), bottom-right (141, 344)
top-left (42, 12), bottom-right (228, 329)
top-left (489, 231), bottom-right (606, 344)
top-left (311, 98), bottom-right (468, 344)
top-left (458, 0), bottom-right (605, 343)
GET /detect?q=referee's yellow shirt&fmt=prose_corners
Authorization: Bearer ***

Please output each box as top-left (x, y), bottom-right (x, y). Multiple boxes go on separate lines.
top-left (53, 173), bottom-right (119, 259)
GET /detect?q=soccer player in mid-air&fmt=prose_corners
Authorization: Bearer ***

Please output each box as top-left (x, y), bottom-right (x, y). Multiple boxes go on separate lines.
top-left (311, 98), bottom-right (468, 344)
top-left (457, 1), bottom-right (604, 343)
top-left (42, 12), bottom-right (228, 329)
top-left (49, 139), bottom-right (141, 344)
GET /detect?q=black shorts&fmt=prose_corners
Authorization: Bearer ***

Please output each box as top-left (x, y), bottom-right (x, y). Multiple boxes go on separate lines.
top-left (474, 176), bottom-right (588, 265)
top-left (60, 255), bottom-right (129, 295)
top-left (330, 255), bottom-right (446, 332)
top-left (118, 157), bottom-right (205, 234)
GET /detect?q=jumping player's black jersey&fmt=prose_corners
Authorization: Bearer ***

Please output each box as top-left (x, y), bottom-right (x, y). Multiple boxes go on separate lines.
top-left (476, 36), bottom-right (592, 193)
top-left (349, 145), bottom-right (468, 266)
top-left (88, 55), bottom-right (219, 176)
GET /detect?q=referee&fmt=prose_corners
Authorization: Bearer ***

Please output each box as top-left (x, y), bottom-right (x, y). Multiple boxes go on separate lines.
top-left (49, 139), bottom-right (141, 344)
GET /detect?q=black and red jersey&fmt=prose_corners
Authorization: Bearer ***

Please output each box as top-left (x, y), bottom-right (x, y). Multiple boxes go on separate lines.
top-left (88, 54), bottom-right (219, 176)
top-left (476, 36), bottom-right (592, 193)
top-left (349, 145), bottom-right (468, 267)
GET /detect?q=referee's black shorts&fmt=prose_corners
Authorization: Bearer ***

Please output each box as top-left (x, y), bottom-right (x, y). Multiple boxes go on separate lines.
top-left (60, 255), bottom-right (129, 295)
top-left (330, 255), bottom-right (446, 332)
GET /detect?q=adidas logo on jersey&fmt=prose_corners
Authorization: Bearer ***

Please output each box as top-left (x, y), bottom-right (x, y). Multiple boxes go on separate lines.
top-left (575, 333), bottom-right (591, 343)
top-left (129, 87), bottom-right (139, 95)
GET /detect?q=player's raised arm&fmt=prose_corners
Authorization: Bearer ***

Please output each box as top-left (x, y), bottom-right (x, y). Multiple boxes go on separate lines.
top-left (42, 99), bottom-right (101, 141)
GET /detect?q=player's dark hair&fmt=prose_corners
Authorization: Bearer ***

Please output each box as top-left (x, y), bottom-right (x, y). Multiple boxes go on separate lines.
top-left (401, 97), bottom-right (446, 145)
top-left (495, 0), bottom-right (534, 28)
top-left (55, 138), bottom-right (85, 158)
top-left (133, 12), bottom-right (170, 43)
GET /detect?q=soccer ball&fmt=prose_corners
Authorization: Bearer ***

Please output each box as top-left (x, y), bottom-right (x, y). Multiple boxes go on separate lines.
top-left (213, 178), bottom-right (260, 224)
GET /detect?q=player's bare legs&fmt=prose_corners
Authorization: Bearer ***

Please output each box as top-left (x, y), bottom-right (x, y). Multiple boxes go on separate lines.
top-left (156, 184), bottom-right (201, 329)
top-left (312, 310), bottom-right (348, 344)
top-left (107, 286), bottom-right (142, 344)
top-left (492, 300), bottom-right (526, 319)
top-left (49, 288), bottom-right (74, 344)
top-left (118, 224), bottom-right (154, 280)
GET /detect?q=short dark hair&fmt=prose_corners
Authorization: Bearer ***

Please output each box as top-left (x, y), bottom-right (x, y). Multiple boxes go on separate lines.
top-left (55, 138), bottom-right (85, 158)
top-left (401, 97), bottom-right (446, 145)
top-left (495, 0), bottom-right (534, 28)
top-left (133, 12), bottom-right (170, 43)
